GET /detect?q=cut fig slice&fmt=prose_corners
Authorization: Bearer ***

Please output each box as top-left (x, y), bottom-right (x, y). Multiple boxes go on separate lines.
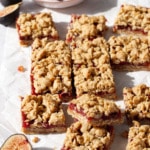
top-left (1, 134), bottom-right (32, 150)
top-left (0, 3), bottom-right (21, 26)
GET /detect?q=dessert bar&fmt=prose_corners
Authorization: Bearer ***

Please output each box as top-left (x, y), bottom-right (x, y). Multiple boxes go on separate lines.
top-left (31, 39), bottom-right (71, 67)
top-left (61, 121), bottom-right (114, 150)
top-left (126, 124), bottom-right (150, 150)
top-left (16, 12), bottom-right (59, 46)
top-left (71, 37), bottom-right (116, 99)
top-left (31, 40), bottom-right (72, 101)
top-left (21, 94), bottom-right (66, 134)
top-left (71, 37), bottom-right (110, 66)
top-left (123, 84), bottom-right (150, 123)
top-left (68, 94), bottom-right (123, 126)
top-left (66, 14), bottom-right (107, 44)
top-left (73, 64), bottom-right (116, 99)
top-left (108, 36), bottom-right (150, 71)
top-left (113, 4), bottom-right (150, 36)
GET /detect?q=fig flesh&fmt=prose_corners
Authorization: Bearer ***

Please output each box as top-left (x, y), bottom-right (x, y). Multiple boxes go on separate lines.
top-left (1, 134), bottom-right (32, 150)
top-left (0, 3), bottom-right (20, 26)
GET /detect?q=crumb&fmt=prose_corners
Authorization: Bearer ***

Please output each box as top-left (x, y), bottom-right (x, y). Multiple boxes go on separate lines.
top-left (132, 120), bottom-right (140, 127)
top-left (32, 136), bottom-right (40, 143)
top-left (18, 65), bottom-right (25, 72)
top-left (121, 130), bottom-right (128, 138)
top-left (18, 96), bottom-right (24, 100)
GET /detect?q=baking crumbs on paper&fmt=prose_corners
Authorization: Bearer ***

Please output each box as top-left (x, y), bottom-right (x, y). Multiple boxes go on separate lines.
top-left (32, 136), bottom-right (40, 143)
top-left (18, 65), bottom-right (26, 72)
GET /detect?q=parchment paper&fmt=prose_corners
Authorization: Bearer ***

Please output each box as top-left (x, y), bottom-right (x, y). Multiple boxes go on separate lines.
top-left (0, 0), bottom-right (150, 149)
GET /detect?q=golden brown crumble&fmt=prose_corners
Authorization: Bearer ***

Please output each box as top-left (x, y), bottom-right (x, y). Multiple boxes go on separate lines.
top-left (108, 36), bottom-right (150, 70)
top-left (68, 94), bottom-right (123, 126)
top-left (113, 4), bottom-right (150, 35)
top-left (62, 121), bottom-right (113, 149)
top-left (71, 37), bottom-right (110, 66)
top-left (66, 14), bottom-right (107, 43)
top-left (32, 58), bottom-right (72, 95)
top-left (73, 64), bottom-right (116, 99)
top-left (21, 94), bottom-right (65, 127)
top-left (32, 39), bottom-right (71, 67)
top-left (16, 13), bottom-right (59, 46)
top-left (123, 84), bottom-right (150, 121)
top-left (126, 124), bottom-right (150, 150)
top-left (31, 40), bottom-right (72, 96)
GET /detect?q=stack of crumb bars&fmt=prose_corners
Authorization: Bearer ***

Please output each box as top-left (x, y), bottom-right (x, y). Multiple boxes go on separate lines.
top-left (15, 4), bottom-right (150, 150)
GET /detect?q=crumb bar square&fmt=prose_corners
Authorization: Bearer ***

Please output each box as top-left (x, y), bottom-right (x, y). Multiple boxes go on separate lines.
top-left (123, 84), bottom-right (150, 123)
top-left (61, 121), bottom-right (114, 150)
top-left (108, 36), bottom-right (150, 71)
top-left (68, 94), bottom-right (123, 126)
top-left (31, 40), bottom-right (72, 102)
top-left (66, 14), bottom-right (107, 44)
top-left (73, 64), bottom-right (116, 99)
top-left (31, 39), bottom-right (71, 67)
top-left (21, 94), bottom-right (66, 134)
top-left (113, 4), bottom-right (150, 36)
top-left (126, 124), bottom-right (150, 150)
top-left (16, 13), bottom-right (59, 46)
top-left (71, 37), bottom-right (110, 67)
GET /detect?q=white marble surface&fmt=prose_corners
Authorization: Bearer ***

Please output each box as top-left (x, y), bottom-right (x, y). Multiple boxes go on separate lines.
top-left (0, 0), bottom-right (150, 149)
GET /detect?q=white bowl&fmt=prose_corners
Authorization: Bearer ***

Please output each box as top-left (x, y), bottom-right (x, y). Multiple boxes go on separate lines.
top-left (33, 0), bottom-right (84, 8)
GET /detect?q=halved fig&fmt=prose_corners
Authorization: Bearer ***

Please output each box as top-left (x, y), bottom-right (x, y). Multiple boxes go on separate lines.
top-left (0, 3), bottom-right (20, 26)
top-left (1, 0), bottom-right (22, 6)
top-left (1, 134), bottom-right (32, 150)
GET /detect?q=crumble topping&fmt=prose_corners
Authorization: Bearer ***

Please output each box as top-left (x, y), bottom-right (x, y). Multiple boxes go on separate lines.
top-left (16, 13), bottom-right (58, 44)
top-left (31, 40), bottom-right (72, 95)
top-left (32, 39), bottom-right (71, 67)
top-left (108, 36), bottom-right (150, 65)
top-left (73, 64), bottom-right (116, 97)
top-left (123, 84), bottom-right (150, 120)
top-left (71, 37), bottom-right (110, 66)
top-left (126, 124), bottom-right (150, 150)
top-left (62, 121), bottom-right (113, 149)
top-left (66, 14), bottom-right (107, 43)
top-left (21, 94), bottom-right (65, 127)
top-left (32, 58), bottom-right (72, 94)
top-left (69, 94), bottom-right (121, 118)
top-left (32, 38), bottom-right (51, 51)
top-left (113, 4), bottom-right (150, 35)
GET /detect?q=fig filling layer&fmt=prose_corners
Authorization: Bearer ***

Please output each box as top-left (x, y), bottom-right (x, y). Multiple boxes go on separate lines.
top-left (22, 112), bottom-right (65, 129)
top-left (69, 103), bottom-right (121, 121)
top-left (111, 61), bottom-right (150, 67)
top-left (113, 25), bottom-right (147, 35)
top-left (30, 74), bottom-right (72, 101)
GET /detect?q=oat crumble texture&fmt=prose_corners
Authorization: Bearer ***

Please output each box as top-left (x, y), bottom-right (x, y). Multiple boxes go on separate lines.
top-left (71, 37), bottom-right (110, 66)
top-left (108, 35), bottom-right (150, 71)
top-left (126, 124), bottom-right (150, 150)
top-left (31, 40), bottom-right (72, 101)
top-left (113, 4), bottom-right (150, 36)
top-left (66, 14), bottom-right (107, 44)
top-left (16, 12), bottom-right (59, 46)
top-left (70, 37), bottom-right (116, 99)
top-left (123, 84), bottom-right (150, 123)
top-left (21, 94), bottom-right (66, 134)
top-left (73, 64), bottom-right (116, 99)
top-left (68, 94), bottom-right (123, 126)
top-left (61, 121), bottom-right (114, 150)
